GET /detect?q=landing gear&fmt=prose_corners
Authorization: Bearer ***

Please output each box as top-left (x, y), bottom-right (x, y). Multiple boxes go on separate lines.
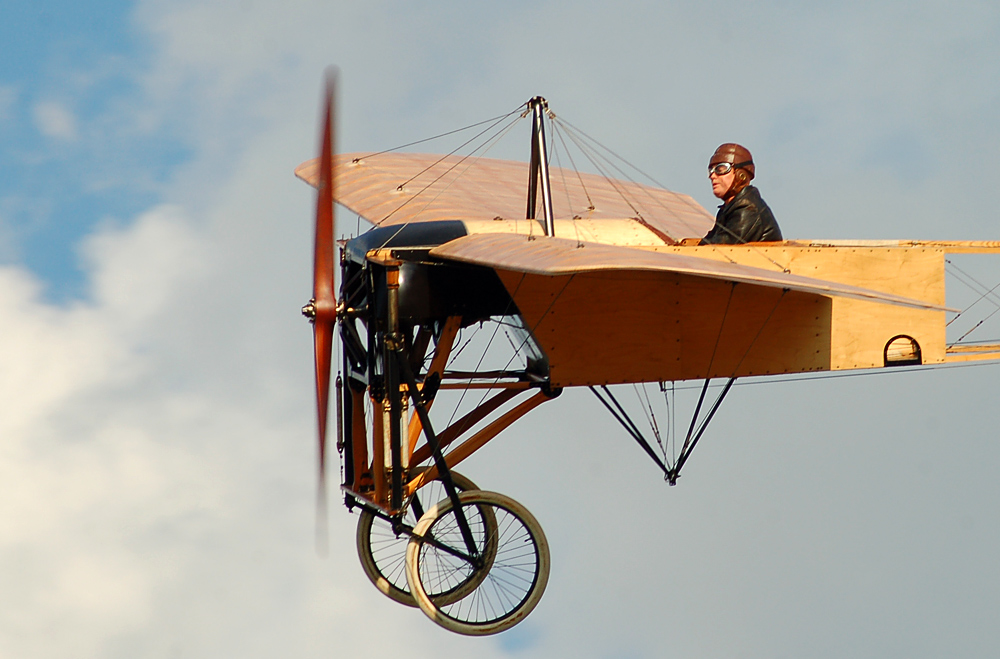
top-left (405, 490), bottom-right (550, 636)
top-left (336, 221), bottom-right (554, 634)
top-left (355, 469), bottom-right (489, 606)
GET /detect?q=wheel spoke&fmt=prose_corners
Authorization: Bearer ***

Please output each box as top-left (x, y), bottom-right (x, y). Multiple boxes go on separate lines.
top-left (406, 490), bottom-right (549, 635)
top-left (355, 470), bottom-right (481, 607)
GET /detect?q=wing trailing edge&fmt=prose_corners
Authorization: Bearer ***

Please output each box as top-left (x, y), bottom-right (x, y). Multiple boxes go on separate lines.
top-left (428, 233), bottom-right (953, 312)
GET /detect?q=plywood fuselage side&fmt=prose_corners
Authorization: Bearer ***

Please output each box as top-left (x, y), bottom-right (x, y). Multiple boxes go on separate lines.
top-left (652, 245), bottom-right (947, 370)
top-left (497, 269), bottom-right (832, 387)
top-left (495, 246), bottom-right (946, 387)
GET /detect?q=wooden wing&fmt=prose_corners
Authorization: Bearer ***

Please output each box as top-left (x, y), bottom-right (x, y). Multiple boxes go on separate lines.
top-left (295, 153), bottom-right (715, 242)
top-left (429, 234), bottom-right (950, 387)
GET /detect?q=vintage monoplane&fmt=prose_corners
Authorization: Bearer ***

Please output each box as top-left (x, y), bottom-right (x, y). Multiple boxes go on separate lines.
top-left (297, 74), bottom-right (1000, 635)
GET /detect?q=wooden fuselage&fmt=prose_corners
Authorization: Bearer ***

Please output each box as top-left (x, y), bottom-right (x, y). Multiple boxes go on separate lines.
top-left (360, 217), bottom-right (995, 389)
top-left (500, 243), bottom-right (948, 387)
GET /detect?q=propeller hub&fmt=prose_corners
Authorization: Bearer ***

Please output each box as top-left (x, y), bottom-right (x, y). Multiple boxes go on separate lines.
top-left (302, 298), bottom-right (337, 324)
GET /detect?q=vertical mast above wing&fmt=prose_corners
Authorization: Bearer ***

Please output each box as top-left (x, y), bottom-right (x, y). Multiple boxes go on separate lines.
top-left (525, 97), bottom-right (555, 237)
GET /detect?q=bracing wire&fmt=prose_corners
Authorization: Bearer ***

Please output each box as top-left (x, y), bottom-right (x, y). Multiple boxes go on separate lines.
top-left (445, 274), bottom-right (575, 434)
top-left (393, 106), bottom-right (526, 191)
top-left (440, 274), bottom-right (528, 431)
top-left (952, 306), bottom-right (1000, 345)
top-left (443, 318), bottom-right (511, 429)
top-left (547, 123), bottom-right (584, 246)
top-left (554, 117), bottom-right (727, 243)
top-left (371, 112), bottom-right (527, 255)
top-left (550, 121), bottom-right (596, 214)
top-left (727, 288), bottom-right (788, 378)
top-left (634, 383), bottom-right (664, 455)
top-left (501, 325), bottom-right (521, 356)
top-left (554, 118), bottom-right (720, 245)
top-left (375, 112), bottom-right (524, 231)
top-left (664, 381), bottom-right (676, 462)
top-left (357, 110), bottom-right (524, 161)
top-left (678, 282), bottom-right (737, 459)
top-left (555, 118), bottom-right (739, 262)
top-left (554, 122), bottom-right (648, 221)
top-left (946, 258), bottom-right (1000, 332)
top-left (554, 116), bottom-right (791, 272)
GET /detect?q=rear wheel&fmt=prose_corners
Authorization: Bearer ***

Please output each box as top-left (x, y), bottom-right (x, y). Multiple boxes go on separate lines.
top-left (355, 469), bottom-right (486, 606)
top-left (406, 490), bottom-right (549, 635)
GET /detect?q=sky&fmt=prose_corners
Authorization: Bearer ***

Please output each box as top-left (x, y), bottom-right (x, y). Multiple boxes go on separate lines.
top-left (2, 1), bottom-right (1000, 657)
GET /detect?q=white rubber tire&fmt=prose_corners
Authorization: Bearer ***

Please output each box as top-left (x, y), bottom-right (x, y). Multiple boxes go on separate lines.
top-left (356, 469), bottom-right (481, 606)
top-left (405, 490), bottom-right (550, 636)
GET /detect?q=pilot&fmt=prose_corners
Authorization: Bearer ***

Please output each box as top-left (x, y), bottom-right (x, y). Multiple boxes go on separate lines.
top-left (700, 143), bottom-right (782, 245)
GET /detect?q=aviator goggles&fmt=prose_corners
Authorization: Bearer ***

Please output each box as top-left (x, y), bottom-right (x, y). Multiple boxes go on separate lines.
top-left (708, 161), bottom-right (752, 176)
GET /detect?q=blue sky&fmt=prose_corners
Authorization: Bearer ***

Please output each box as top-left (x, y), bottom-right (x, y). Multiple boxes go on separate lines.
top-left (3, 2), bottom-right (1000, 658)
top-left (8, 1), bottom-right (1000, 303)
top-left (0, 1), bottom-right (188, 301)
top-left (6, 1), bottom-right (1000, 302)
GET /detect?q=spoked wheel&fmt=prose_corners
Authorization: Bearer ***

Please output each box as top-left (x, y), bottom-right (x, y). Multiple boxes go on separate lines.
top-left (406, 490), bottom-right (550, 636)
top-left (356, 469), bottom-right (492, 606)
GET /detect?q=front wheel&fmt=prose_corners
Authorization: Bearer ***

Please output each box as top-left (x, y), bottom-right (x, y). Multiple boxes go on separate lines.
top-left (405, 490), bottom-right (550, 636)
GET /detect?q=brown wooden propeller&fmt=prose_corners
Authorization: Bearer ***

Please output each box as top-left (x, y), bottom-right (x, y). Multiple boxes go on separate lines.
top-left (302, 69), bottom-right (338, 553)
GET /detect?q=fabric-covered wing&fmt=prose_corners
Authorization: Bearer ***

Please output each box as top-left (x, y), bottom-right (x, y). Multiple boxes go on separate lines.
top-left (295, 153), bottom-right (715, 241)
top-left (428, 234), bottom-right (950, 386)
top-left (429, 233), bottom-right (951, 311)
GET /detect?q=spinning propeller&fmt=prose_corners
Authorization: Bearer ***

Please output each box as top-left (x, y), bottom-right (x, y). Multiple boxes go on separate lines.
top-left (302, 69), bottom-right (338, 553)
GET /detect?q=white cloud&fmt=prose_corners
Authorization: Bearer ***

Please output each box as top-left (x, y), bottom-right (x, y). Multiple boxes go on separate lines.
top-left (32, 101), bottom-right (78, 141)
top-left (0, 96), bottom-right (512, 659)
top-left (4, 1), bottom-right (1000, 657)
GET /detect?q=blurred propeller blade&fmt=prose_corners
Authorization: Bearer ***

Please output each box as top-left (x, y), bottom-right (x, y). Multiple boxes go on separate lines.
top-left (311, 68), bottom-right (338, 555)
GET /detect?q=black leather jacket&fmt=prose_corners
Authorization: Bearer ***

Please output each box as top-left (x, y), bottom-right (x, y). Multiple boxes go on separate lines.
top-left (700, 185), bottom-right (782, 245)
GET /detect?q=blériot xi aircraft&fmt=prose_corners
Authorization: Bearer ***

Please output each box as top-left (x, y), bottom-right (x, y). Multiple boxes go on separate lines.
top-left (297, 72), bottom-right (1000, 635)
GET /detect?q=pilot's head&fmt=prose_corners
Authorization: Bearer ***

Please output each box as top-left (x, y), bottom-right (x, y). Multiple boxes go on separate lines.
top-left (708, 143), bottom-right (754, 201)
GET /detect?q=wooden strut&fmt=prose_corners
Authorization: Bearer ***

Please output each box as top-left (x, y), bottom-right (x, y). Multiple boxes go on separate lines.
top-left (395, 348), bottom-right (481, 559)
top-left (347, 303), bottom-right (548, 513)
top-left (349, 382), bottom-right (368, 490)
top-left (409, 388), bottom-right (521, 468)
top-left (436, 381), bottom-right (533, 390)
top-left (404, 389), bottom-right (548, 499)
top-left (406, 316), bottom-right (463, 461)
top-left (395, 310), bottom-right (546, 557)
top-left (371, 392), bottom-right (386, 505)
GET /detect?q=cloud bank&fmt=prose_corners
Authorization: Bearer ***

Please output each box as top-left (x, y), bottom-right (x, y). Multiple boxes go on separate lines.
top-left (2, 1), bottom-right (1000, 657)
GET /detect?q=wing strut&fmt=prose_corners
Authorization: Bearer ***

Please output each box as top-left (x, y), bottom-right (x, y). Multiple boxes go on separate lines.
top-left (590, 287), bottom-right (788, 484)
top-left (589, 385), bottom-right (670, 475)
top-left (395, 339), bottom-right (483, 565)
top-left (588, 382), bottom-right (735, 485)
top-left (668, 377), bottom-right (736, 485)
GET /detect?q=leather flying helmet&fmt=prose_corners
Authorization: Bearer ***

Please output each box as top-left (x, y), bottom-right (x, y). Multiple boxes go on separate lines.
top-left (709, 143), bottom-right (755, 180)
